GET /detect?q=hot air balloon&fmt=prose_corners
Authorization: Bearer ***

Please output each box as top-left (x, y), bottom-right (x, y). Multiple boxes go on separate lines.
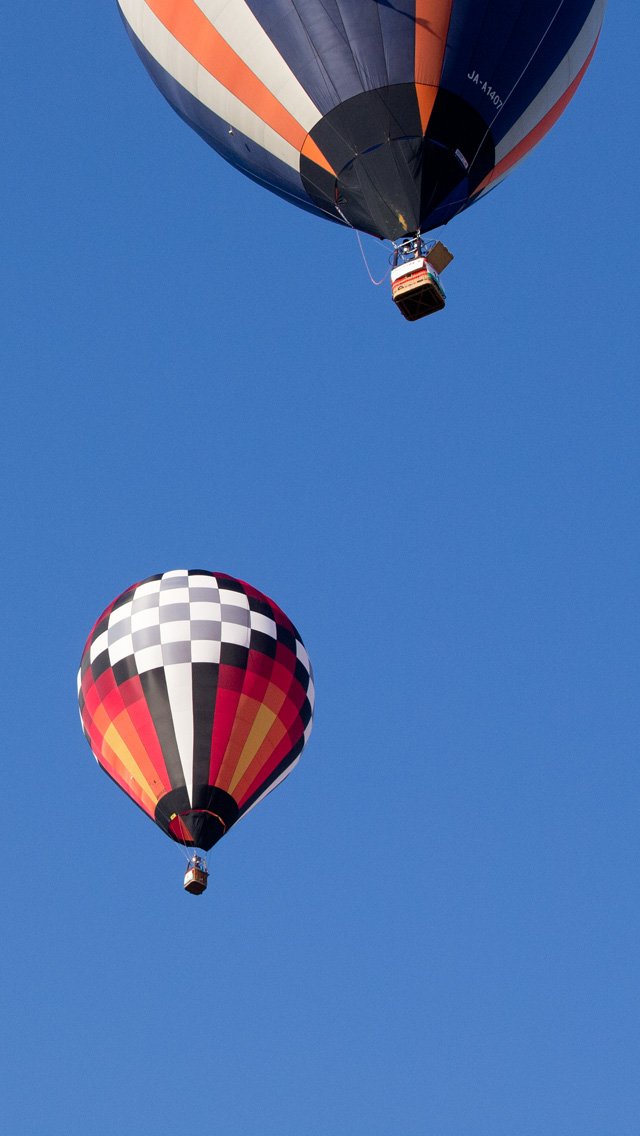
top-left (117, 0), bottom-right (606, 319)
top-left (78, 570), bottom-right (314, 893)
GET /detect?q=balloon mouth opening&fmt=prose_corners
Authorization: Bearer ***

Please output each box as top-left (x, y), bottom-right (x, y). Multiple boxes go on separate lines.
top-left (168, 809), bottom-right (227, 851)
top-left (300, 84), bottom-right (495, 239)
top-left (155, 787), bottom-right (240, 849)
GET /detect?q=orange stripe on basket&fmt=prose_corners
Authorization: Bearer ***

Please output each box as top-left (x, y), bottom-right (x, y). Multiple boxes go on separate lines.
top-left (145, 0), bottom-right (307, 152)
top-left (415, 0), bottom-right (453, 130)
top-left (472, 37), bottom-right (598, 198)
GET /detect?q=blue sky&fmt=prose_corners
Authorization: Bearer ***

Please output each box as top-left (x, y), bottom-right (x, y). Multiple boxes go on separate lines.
top-left (1, 4), bottom-right (638, 1134)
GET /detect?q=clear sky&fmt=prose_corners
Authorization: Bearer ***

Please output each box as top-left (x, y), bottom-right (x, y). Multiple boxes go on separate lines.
top-left (1, 4), bottom-right (638, 1135)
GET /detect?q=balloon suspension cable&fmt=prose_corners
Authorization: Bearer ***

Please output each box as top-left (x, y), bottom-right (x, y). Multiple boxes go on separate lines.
top-left (355, 230), bottom-right (390, 286)
top-left (175, 822), bottom-right (194, 865)
top-left (390, 231), bottom-right (435, 261)
top-left (467, 0), bottom-right (567, 177)
top-left (334, 202), bottom-right (390, 287)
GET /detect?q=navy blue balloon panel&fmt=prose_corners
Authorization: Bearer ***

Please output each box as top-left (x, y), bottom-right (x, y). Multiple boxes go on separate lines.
top-left (117, 0), bottom-right (606, 240)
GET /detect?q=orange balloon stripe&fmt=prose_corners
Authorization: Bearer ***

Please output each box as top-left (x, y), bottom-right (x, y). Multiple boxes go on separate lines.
top-left (216, 692), bottom-right (262, 793)
top-left (415, 84), bottom-right (439, 136)
top-left (88, 666), bottom-right (125, 728)
top-left (236, 730), bottom-right (300, 809)
top-left (216, 635), bottom-right (303, 796)
top-left (300, 135), bottom-right (336, 175)
top-left (91, 701), bottom-right (113, 743)
top-left (103, 720), bottom-right (159, 805)
top-left (260, 678), bottom-right (288, 719)
top-left (110, 708), bottom-right (167, 802)
top-left (472, 38), bottom-right (598, 197)
top-left (144, 0), bottom-right (308, 152)
top-left (125, 687), bottom-right (174, 795)
top-left (84, 672), bottom-right (161, 809)
top-left (231, 717), bottom-right (289, 803)
top-left (228, 701), bottom-right (278, 795)
top-left (415, 0), bottom-right (453, 129)
top-left (86, 684), bottom-right (127, 757)
top-left (100, 737), bottom-right (156, 818)
top-left (82, 676), bottom-right (173, 801)
top-left (274, 693), bottom-right (305, 734)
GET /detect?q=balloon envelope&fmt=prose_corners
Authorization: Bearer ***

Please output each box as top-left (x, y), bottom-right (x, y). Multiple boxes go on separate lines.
top-left (117, 0), bottom-right (606, 240)
top-left (78, 570), bottom-right (314, 851)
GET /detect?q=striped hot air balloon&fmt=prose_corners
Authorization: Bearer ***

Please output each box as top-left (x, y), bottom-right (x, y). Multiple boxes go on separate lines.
top-left (78, 571), bottom-right (314, 854)
top-left (117, 0), bottom-right (606, 240)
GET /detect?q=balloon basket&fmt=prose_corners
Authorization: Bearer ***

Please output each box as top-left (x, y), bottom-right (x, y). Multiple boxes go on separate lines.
top-left (391, 260), bottom-right (446, 321)
top-left (184, 858), bottom-right (209, 895)
top-left (390, 239), bottom-right (452, 322)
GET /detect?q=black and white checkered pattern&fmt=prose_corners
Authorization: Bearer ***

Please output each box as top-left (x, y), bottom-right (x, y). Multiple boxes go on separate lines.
top-left (86, 569), bottom-right (304, 676)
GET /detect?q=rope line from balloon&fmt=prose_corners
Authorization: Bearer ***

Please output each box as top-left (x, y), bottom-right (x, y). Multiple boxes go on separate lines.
top-left (172, 814), bottom-right (195, 866)
top-left (334, 202), bottom-right (391, 286)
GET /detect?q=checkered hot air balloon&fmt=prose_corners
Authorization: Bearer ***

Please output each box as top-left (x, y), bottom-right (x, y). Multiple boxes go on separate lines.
top-left (78, 571), bottom-right (314, 855)
top-left (117, 0), bottom-right (606, 241)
